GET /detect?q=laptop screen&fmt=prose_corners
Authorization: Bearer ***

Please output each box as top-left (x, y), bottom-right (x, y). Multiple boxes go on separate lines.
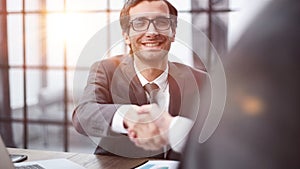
top-left (0, 136), bottom-right (16, 169)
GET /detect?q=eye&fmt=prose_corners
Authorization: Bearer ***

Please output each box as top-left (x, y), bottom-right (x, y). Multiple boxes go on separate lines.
top-left (155, 17), bottom-right (171, 27)
top-left (132, 18), bottom-right (148, 28)
top-left (155, 18), bottom-right (170, 25)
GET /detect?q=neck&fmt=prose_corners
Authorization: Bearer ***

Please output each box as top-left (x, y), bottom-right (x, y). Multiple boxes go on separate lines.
top-left (134, 57), bottom-right (167, 82)
top-left (141, 68), bottom-right (164, 82)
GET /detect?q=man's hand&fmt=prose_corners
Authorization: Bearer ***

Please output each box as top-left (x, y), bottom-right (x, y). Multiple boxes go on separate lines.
top-left (124, 104), bottom-right (174, 150)
top-left (122, 105), bottom-right (140, 131)
top-left (128, 113), bottom-right (168, 150)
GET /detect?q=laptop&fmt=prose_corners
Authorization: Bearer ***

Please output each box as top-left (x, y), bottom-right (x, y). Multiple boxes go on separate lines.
top-left (0, 136), bottom-right (86, 169)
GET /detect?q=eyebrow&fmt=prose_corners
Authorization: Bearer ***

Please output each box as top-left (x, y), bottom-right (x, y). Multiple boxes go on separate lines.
top-left (131, 16), bottom-right (170, 21)
top-left (130, 13), bottom-right (170, 19)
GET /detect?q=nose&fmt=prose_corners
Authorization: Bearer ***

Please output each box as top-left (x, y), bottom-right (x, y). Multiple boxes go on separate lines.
top-left (145, 22), bottom-right (158, 35)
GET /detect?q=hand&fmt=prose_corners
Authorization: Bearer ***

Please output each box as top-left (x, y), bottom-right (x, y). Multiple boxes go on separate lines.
top-left (127, 113), bottom-right (167, 150)
top-left (126, 104), bottom-right (174, 150)
top-left (122, 105), bottom-right (140, 131)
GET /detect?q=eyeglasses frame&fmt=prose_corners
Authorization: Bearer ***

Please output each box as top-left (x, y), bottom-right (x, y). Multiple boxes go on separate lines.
top-left (129, 17), bottom-right (173, 32)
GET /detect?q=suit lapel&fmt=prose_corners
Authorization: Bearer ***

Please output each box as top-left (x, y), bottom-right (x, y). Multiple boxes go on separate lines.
top-left (129, 76), bottom-right (148, 105)
top-left (118, 57), bottom-right (185, 111)
top-left (168, 62), bottom-right (183, 116)
top-left (168, 75), bottom-right (181, 116)
top-left (120, 56), bottom-right (148, 105)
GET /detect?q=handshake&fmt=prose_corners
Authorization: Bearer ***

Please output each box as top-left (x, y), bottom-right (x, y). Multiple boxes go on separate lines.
top-left (123, 104), bottom-right (174, 151)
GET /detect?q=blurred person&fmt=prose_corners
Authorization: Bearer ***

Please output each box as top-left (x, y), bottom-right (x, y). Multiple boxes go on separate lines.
top-left (73, 0), bottom-right (209, 160)
top-left (180, 0), bottom-right (300, 168)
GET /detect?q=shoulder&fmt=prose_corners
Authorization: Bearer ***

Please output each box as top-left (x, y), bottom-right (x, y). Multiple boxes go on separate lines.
top-left (92, 55), bottom-right (128, 67)
top-left (170, 62), bottom-right (208, 79)
top-left (90, 54), bottom-right (131, 71)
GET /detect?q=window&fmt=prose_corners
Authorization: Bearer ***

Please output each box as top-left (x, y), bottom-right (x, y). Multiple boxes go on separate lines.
top-left (0, 0), bottom-right (267, 153)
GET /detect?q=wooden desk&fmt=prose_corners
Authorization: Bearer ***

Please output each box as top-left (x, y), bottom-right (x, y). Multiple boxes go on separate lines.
top-left (8, 148), bottom-right (148, 169)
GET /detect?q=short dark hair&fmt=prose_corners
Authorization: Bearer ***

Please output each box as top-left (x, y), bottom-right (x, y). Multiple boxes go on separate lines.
top-left (120, 0), bottom-right (178, 33)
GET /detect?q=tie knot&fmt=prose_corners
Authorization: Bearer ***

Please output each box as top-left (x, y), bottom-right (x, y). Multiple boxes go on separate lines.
top-left (144, 83), bottom-right (159, 95)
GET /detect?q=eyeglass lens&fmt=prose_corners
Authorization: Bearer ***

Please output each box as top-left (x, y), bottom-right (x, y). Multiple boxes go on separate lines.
top-left (131, 17), bottom-right (171, 31)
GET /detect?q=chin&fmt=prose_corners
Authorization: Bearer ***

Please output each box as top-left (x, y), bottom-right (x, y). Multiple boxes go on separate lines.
top-left (143, 50), bottom-right (168, 59)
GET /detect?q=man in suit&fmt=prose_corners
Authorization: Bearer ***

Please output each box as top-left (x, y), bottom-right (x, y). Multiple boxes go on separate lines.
top-left (72, 0), bottom-right (209, 160)
top-left (180, 0), bottom-right (300, 168)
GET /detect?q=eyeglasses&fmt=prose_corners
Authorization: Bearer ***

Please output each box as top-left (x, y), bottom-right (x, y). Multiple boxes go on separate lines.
top-left (129, 17), bottom-right (172, 32)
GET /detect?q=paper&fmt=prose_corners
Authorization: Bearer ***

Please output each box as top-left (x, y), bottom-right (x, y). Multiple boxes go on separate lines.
top-left (135, 160), bottom-right (179, 169)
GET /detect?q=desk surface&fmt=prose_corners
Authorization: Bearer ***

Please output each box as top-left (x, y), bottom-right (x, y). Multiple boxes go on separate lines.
top-left (8, 148), bottom-right (148, 169)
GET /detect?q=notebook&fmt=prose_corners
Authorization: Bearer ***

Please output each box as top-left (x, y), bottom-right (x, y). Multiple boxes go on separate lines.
top-left (0, 136), bottom-right (86, 169)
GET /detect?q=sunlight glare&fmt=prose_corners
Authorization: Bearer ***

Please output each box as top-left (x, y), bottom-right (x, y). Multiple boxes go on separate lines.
top-left (47, 13), bottom-right (81, 42)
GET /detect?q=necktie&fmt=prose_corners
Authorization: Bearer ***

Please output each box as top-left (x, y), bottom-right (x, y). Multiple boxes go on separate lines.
top-left (144, 83), bottom-right (160, 104)
top-left (144, 83), bottom-right (169, 159)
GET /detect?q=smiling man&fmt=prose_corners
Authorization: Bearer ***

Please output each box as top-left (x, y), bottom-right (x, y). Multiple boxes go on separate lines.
top-left (73, 0), bottom-right (210, 160)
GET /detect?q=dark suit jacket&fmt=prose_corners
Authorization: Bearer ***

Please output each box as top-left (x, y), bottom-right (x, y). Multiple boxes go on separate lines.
top-left (73, 54), bottom-right (210, 159)
top-left (180, 0), bottom-right (300, 168)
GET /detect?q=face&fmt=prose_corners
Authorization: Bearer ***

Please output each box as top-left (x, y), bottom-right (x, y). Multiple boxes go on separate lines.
top-left (123, 1), bottom-right (175, 66)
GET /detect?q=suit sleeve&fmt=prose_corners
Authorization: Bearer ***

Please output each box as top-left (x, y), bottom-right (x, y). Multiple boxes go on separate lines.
top-left (72, 61), bottom-right (122, 137)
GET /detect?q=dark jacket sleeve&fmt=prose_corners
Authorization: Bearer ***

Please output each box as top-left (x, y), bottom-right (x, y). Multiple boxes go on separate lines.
top-left (72, 59), bottom-right (122, 137)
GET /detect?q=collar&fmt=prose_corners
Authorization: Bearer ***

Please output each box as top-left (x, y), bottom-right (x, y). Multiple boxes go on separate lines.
top-left (133, 60), bottom-right (169, 90)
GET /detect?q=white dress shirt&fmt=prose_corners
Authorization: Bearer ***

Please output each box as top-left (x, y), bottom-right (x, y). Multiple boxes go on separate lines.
top-left (111, 61), bottom-right (192, 153)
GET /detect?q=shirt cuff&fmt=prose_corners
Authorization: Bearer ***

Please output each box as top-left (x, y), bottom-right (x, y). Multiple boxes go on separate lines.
top-left (168, 116), bottom-right (193, 152)
top-left (111, 105), bottom-right (132, 134)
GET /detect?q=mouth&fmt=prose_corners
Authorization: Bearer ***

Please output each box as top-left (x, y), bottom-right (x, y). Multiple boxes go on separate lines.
top-left (142, 42), bottom-right (160, 47)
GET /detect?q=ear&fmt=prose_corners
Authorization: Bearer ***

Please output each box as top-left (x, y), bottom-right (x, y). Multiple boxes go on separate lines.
top-left (169, 30), bottom-right (176, 42)
top-left (123, 32), bottom-right (131, 45)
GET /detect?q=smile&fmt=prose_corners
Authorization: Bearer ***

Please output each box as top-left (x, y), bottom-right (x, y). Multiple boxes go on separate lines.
top-left (143, 42), bottom-right (160, 47)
